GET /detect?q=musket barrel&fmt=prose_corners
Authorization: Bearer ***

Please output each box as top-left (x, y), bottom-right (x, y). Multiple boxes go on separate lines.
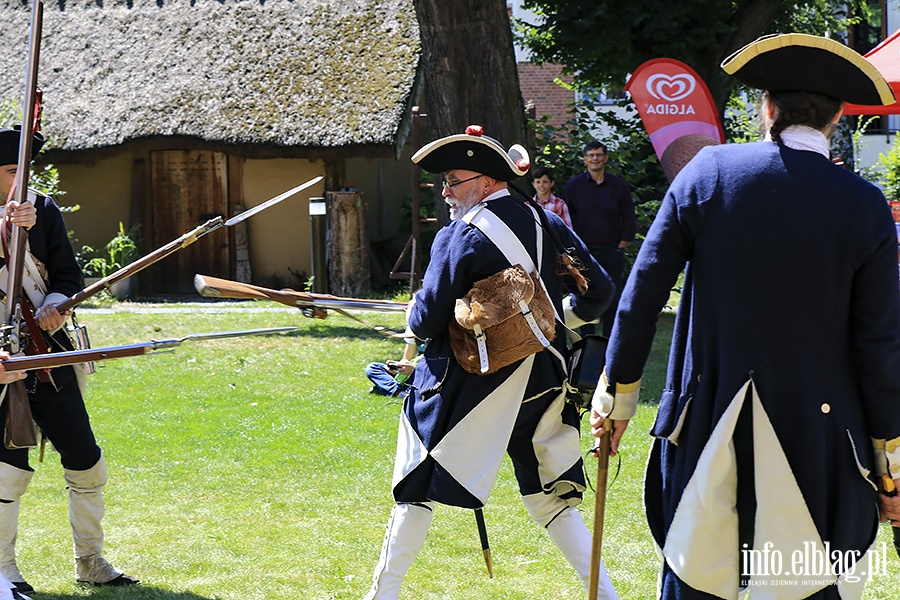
top-left (56, 217), bottom-right (223, 313)
top-left (5, 1), bottom-right (42, 329)
top-left (55, 176), bottom-right (321, 313)
top-left (293, 297), bottom-right (408, 313)
top-left (2, 344), bottom-right (152, 372)
top-left (0, 326), bottom-right (299, 373)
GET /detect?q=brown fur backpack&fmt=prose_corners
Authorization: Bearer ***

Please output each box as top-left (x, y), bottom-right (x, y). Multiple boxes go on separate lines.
top-left (448, 264), bottom-right (556, 374)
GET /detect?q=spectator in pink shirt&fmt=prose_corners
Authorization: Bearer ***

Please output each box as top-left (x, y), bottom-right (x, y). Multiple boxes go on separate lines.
top-left (531, 166), bottom-right (572, 228)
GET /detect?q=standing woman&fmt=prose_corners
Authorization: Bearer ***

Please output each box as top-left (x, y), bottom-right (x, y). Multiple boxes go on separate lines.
top-left (591, 34), bottom-right (900, 599)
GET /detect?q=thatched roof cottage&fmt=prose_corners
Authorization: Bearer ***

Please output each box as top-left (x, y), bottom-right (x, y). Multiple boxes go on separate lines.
top-left (0, 0), bottom-right (422, 293)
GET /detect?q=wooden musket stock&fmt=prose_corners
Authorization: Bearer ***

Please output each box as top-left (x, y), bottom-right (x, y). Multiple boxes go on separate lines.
top-left (193, 274), bottom-right (408, 314)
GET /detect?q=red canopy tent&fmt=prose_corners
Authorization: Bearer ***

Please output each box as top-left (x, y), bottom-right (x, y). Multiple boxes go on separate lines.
top-left (844, 28), bottom-right (900, 115)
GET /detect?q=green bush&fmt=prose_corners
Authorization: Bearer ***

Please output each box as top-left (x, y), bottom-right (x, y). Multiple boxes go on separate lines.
top-left (80, 222), bottom-right (140, 279)
top-left (865, 130), bottom-right (900, 202)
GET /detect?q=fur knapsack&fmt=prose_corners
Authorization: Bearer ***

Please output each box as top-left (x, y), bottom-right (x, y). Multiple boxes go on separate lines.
top-left (448, 264), bottom-right (556, 374)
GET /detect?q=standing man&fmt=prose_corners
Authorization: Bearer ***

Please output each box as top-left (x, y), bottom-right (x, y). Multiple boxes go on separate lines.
top-left (564, 141), bottom-right (636, 337)
top-left (363, 126), bottom-right (617, 599)
top-left (0, 128), bottom-right (138, 594)
top-left (591, 34), bottom-right (900, 598)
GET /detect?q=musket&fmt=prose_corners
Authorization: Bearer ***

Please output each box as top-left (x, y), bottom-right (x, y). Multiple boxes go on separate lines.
top-left (0, 326), bottom-right (300, 373)
top-left (193, 274), bottom-right (408, 315)
top-left (55, 176), bottom-right (323, 313)
top-left (5, 0), bottom-right (42, 346)
top-left (2, 0), bottom-right (43, 449)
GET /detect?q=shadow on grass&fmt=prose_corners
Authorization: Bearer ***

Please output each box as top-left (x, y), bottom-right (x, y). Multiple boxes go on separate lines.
top-left (288, 321), bottom-right (406, 340)
top-left (31, 587), bottom-right (216, 600)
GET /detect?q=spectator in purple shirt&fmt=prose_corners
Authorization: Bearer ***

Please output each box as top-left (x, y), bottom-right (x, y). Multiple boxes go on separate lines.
top-left (564, 141), bottom-right (637, 337)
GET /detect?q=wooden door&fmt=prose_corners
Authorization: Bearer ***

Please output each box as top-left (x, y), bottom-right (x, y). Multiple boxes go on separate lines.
top-left (148, 150), bottom-right (230, 294)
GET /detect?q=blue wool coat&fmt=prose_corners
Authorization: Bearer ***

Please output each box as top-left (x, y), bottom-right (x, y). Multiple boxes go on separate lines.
top-left (394, 193), bottom-right (614, 508)
top-left (6, 194), bottom-right (83, 391)
top-left (607, 141), bottom-right (900, 598)
top-left (0, 193), bottom-right (101, 473)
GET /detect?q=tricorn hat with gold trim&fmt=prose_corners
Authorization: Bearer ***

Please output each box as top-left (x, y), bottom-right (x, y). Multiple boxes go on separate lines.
top-left (412, 125), bottom-right (530, 181)
top-left (721, 33), bottom-right (895, 107)
top-left (0, 126), bottom-right (45, 167)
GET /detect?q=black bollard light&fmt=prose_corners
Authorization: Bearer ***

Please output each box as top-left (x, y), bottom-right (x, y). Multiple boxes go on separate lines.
top-left (309, 196), bottom-right (328, 293)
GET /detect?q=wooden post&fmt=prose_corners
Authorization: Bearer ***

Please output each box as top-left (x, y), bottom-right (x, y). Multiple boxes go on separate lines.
top-left (327, 191), bottom-right (369, 297)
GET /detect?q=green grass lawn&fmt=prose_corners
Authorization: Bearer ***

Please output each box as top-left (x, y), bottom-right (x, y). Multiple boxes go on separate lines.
top-left (11, 303), bottom-right (898, 599)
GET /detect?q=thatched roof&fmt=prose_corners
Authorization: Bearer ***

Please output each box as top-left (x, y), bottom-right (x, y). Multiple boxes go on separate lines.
top-left (0, 0), bottom-right (422, 161)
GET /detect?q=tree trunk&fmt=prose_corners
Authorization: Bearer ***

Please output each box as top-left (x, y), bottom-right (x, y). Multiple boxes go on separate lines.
top-left (698, 0), bottom-right (786, 113)
top-left (414, 0), bottom-right (527, 224)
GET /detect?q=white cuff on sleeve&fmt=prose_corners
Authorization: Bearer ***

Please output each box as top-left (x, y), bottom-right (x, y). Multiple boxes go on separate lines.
top-left (562, 295), bottom-right (598, 330)
top-left (41, 292), bottom-right (69, 309)
top-left (591, 370), bottom-right (640, 421)
top-left (874, 436), bottom-right (900, 478)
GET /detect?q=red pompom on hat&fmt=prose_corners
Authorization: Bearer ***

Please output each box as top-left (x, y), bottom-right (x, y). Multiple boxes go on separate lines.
top-left (465, 125), bottom-right (484, 137)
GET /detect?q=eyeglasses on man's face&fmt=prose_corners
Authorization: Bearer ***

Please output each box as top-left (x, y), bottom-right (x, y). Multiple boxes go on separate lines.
top-left (442, 174), bottom-right (483, 190)
top-left (585, 152), bottom-right (607, 159)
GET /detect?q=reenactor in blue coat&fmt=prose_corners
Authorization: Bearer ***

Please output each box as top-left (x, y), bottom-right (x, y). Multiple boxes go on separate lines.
top-left (364, 127), bottom-right (617, 598)
top-left (0, 128), bottom-right (138, 594)
top-left (592, 34), bottom-right (900, 599)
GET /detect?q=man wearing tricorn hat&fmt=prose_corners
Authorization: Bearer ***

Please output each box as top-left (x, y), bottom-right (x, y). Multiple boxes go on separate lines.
top-left (590, 33), bottom-right (900, 598)
top-left (0, 137), bottom-right (38, 600)
top-left (363, 126), bottom-right (618, 598)
top-left (0, 127), bottom-right (138, 593)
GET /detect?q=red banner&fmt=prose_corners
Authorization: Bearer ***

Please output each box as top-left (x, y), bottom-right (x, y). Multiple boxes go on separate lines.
top-left (624, 58), bottom-right (725, 181)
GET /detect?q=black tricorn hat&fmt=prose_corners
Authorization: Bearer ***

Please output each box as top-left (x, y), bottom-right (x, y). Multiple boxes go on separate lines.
top-left (722, 33), bottom-right (895, 106)
top-left (0, 126), bottom-right (45, 167)
top-left (412, 125), bottom-right (530, 181)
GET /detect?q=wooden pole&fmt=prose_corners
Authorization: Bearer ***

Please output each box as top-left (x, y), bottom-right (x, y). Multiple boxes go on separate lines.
top-left (588, 420), bottom-right (612, 600)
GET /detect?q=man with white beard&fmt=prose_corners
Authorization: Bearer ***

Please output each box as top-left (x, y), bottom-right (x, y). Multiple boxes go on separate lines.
top-left (362, 126), bottom-right (618, 599)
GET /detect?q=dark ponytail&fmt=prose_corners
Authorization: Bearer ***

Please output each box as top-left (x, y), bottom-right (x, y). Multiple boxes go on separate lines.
top-left (762, 90), bottom-right (843, 143)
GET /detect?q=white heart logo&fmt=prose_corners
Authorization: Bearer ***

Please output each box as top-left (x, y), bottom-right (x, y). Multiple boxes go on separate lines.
top-left (646, 73), bottom-right (696, 102)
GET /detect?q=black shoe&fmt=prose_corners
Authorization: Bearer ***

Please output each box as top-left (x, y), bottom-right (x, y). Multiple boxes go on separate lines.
top-left (91, 573), bottom-right (140, 587)
top-left (11, 581), bottom-right (33, 594)
top-left (11, 589), bottom-right (32, 600)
